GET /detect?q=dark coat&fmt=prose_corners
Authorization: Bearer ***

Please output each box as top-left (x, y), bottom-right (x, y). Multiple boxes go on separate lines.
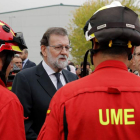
top-left (22, 59), bottom-right (36, 70)
top-left (12, 62), bottom-right (78, 140)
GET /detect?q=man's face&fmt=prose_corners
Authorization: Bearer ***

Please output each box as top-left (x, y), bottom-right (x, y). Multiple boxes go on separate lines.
top-left (76, 68), bottom-right (81, 75)
top-left (20, 50), bottom-right (26, 61)
top-left (133, 46), bottom-right (140, 72)
top-left (44, 34), bottom-right (69, 71)
top-left (13, 57), bottom-right (22, 70)
top-left (75, 65), bottom-right (79, 69)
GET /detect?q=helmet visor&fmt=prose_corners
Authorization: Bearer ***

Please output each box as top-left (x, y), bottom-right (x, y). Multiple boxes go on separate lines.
top-left (13, 32), bottom-right (27, 50)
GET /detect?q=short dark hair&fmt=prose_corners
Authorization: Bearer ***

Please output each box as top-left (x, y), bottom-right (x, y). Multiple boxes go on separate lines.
top-left (69, 62), bottom-right (75, 66)
top-left (81, 61), bottom-right (90, 67)
top-left (95, 41), bottom-right (132, 58)
top-left (40, 27), bottom-right (68, 46)
top-left (40, 27), bottom-right (68, 56)
top-left (0, 50), bottom-right (14, 65)
top-left (0, 51), bottom-right (6, 64)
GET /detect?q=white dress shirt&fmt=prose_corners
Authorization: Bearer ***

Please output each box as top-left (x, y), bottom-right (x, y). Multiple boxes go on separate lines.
top-left (64, 65), bottom-right (76, 74)
top-left (42, 60), bottom-right (66, 89)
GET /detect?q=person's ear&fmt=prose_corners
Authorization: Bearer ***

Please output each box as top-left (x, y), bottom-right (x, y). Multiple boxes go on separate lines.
top-left (92, 38), bottom-right (99, 50)
top-left (41, 45), bottom-right (47, 57)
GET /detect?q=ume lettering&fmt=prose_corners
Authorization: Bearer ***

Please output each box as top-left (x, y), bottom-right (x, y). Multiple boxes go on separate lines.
top-left (99, 109), bottom-right (135, 125)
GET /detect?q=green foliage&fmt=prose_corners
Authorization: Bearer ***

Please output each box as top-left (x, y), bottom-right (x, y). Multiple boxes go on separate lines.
top-left (67, 0), bottom-right (140, 65)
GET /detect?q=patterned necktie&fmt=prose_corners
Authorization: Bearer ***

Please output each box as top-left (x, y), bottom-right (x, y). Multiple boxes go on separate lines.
top-left (54, 72), bottom-right (63, 90)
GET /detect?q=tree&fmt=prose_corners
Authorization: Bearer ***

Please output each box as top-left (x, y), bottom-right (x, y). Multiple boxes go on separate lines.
top-left (67, 0), bottom-right (140, 65)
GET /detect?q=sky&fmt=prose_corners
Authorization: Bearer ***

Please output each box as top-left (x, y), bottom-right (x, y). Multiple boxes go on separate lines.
top-left (0, 0), bottom-right (88, 13)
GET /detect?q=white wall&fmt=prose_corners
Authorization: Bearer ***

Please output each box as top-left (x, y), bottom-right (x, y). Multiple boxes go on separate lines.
top-left (0, 5), bottom-right (79, 64)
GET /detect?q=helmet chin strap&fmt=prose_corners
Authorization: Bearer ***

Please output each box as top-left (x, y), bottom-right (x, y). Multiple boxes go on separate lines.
top-left (82, 49), bottom-right (91, 77)
top-left (128, 53), bottom-right (132, 60)
top-left (82, 48), bottom-right (100, 77)
top-left (0, 52), bottom-right (14, 86)
top-left (82, 40), bottom-right (100, 77)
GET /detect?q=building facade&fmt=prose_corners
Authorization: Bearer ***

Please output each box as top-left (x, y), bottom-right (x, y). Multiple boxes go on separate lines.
top-left (0, 4), bottom-right (79, 64)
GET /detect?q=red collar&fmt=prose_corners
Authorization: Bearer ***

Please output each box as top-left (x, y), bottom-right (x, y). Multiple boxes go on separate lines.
top-left (0, 79), bottom-right (6, 87)
top-left (94, 60), bottom-right (128, 72)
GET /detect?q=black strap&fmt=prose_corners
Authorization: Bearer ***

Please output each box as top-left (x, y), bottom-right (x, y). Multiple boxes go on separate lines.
top-left (82, 49), bottom-right (91, 77)
top-left (82, 49), bottom-right (99, 77)
top-left (63, 106), bottom-right (68, 140)
top-left (88, 22), bottom-right (140, 35)
top-left (0, 38), bottom-right (22, 46)
top-left (0, 36), bottom-right (27, 50)
top-left (0, 39), bottom-right (14, 44)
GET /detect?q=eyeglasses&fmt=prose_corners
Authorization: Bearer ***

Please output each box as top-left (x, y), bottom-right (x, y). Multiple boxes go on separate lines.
top-left (47, 44), bottom-right (72, 52)
top-left (134, 52), bottom-right (140, 57)
top-left (15, 62), bottom-right (22, 64)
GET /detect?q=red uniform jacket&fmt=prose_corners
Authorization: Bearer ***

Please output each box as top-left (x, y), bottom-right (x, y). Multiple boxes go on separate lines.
top-left (0, 79), bottom-right (26, 140)
top-left (38, 60), bottom-right (140, 140)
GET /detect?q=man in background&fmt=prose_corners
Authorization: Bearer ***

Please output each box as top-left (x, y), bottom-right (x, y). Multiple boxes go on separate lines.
top-left (13, 54), bottom-right (22, 70)
top-left (127, 58), bottom-right (138, 75)
top-left (133, 46), bottom-right (140, 76)
top-left (20, 49), bottom-right (36, 69)
top-left (7, 54), bottom-right (22, 90)
top-left (12, 27), bottom-right (78, 140)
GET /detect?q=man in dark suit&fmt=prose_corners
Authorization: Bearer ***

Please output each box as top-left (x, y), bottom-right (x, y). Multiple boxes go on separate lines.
top-left (20, 49), bottom-right (36, 69)
top-left (12, 27), bottom-right (78, 140)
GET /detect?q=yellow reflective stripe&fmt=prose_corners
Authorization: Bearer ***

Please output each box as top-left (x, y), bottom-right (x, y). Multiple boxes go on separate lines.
top-left (12, 46), bottom-right (22, 52)
top-left (90, 33), bottom-right (95, 38)
top-left (10, 29), bottom-right (15, 36)
top-left (97, 6), bottom-right (107, 12)
top-left (0, 22), bottom-right (4, 26)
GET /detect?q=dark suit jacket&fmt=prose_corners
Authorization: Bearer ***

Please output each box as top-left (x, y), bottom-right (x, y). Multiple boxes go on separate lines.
top-left (12, 62), bottom-right (78, 140)
top-left (22, 59), bottom-right (36, 70)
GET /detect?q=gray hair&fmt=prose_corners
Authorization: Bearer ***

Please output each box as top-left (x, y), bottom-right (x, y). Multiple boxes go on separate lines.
top-left (14, 54), bottom-right (20, 58)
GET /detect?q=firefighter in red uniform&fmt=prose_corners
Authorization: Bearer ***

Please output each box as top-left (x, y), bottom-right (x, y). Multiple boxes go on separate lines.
top-left (37, 1), bottom-right (140, 140)
top-left (0, 20), bottom-right (27, 140)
